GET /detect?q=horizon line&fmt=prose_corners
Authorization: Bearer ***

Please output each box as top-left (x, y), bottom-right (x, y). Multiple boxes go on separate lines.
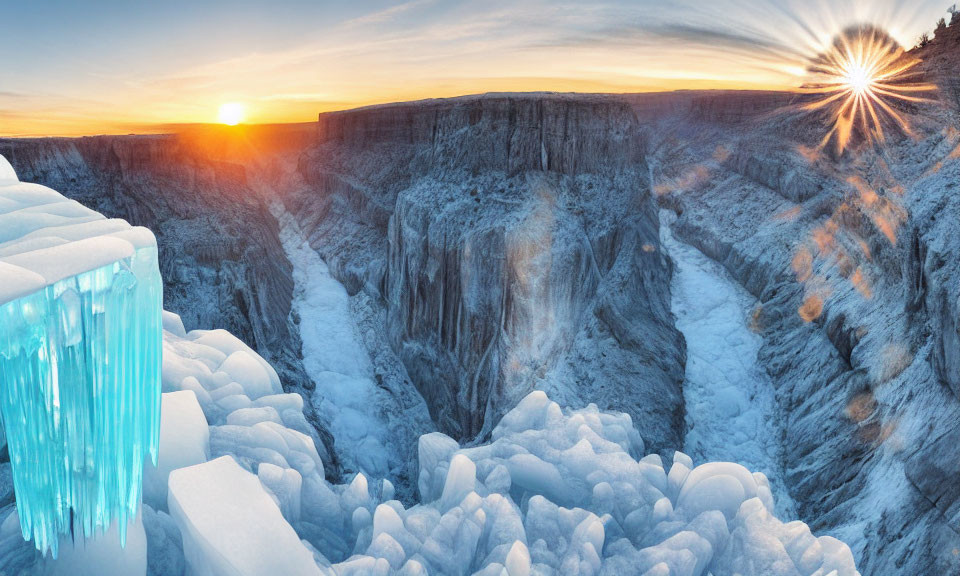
top-left (0, 87), bottom-right (800, 139)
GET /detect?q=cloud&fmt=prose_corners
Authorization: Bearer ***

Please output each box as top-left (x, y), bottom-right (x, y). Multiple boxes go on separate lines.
top-left (260, 93), bottom-right (335, 102)
top-left (344, 0), bottom-right (436, 27)
top-left (540, 20), bottom-right (808, 63)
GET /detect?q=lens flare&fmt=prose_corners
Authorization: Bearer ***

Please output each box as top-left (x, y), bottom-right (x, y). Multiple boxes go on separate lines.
top-left (798, 25), bottom-right (936, 153)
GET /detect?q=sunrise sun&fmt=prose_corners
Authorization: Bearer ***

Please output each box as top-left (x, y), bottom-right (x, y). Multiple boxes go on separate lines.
top-left (218, 102), bottom-right (246, 126)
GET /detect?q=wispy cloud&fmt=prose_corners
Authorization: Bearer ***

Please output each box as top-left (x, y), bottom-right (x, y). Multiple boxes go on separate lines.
top-left (343, 0), bottom-right (437, 27)
top-left (1, 0), bottom-right (952, 136)
top-left (260, 92), bottom-right (335, 102)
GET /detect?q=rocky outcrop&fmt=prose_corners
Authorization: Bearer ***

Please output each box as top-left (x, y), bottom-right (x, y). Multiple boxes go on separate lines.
top-left (292, 94), bottom-right (686, 448)
top-left (316, 93), bottom-right (647, 176)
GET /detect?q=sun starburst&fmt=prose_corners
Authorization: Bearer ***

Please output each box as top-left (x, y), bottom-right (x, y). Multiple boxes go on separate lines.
top-left (798, 25), bottom-right (936, 153)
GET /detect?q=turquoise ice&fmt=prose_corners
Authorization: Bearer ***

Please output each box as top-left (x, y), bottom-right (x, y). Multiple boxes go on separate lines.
top-left (0, 155), bottom-right (162, 557)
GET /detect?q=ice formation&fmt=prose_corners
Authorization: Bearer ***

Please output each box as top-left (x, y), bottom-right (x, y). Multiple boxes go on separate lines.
top-left (271, 202), bottom-right (434, 484)
top-left (0, 156), bottom-right (162, 557)
top-left (272, 204), bottom-right (394, 476)
top-left (169, 456), bottom-right (322, 576)
top-left (152, 309), bottom-right (859, 576)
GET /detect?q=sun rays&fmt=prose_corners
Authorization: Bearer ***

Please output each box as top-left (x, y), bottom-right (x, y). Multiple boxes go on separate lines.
top-left (797, 25), bottom-right (936, 154)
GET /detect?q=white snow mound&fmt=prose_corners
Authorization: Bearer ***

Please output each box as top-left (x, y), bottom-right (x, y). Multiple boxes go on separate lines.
top-left (0, 158), bottom-right (157, 307)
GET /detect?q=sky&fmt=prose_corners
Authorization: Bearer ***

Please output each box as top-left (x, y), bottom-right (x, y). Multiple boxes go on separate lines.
top-left (0, 0), bottom-right (953, 136)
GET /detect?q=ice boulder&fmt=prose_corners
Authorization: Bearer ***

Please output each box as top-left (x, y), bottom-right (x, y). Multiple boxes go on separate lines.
top-left (259, 462), bottom-right (304, 523)
top-left (411, 391), bottom-right (860, 576)
top-left (0, 159), bottom-right (162, 556)
top-left (168, 456), bottom-right (322, 576)
top-left (418, 432), bottom-right (460, 502)
top-left (439, 455), bottom-right (477, 511)
top-left (219, 350), bottom-right (281, 400)
top-left (143, 391), bottom-right (210, 511)
top-left (162, 310), bottom-right (187, 337)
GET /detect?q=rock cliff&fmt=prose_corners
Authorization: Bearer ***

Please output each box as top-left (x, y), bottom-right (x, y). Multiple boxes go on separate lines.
top-left (291, 94), bottom-right (687, 447)
top-left (642, 70), bottom-right (960, 573)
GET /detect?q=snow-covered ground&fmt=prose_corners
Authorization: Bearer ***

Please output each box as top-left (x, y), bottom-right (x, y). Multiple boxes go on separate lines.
top-left (271, 203), bottom-right (397, 478)
top-left (660, 210), bottom-right (796, 518)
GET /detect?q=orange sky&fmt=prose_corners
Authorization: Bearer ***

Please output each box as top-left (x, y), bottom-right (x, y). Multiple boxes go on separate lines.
top-left (0, 0), bottom-right (951, 137)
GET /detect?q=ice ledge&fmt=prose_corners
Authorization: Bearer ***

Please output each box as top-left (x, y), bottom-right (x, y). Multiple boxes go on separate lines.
top-left (0, 154), bottom-right (163, 558)
top-left (0, 154), bottom-right (157, 308)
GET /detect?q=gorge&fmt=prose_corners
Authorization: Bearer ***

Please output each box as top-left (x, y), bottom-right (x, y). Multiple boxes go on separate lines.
top-left (1, 40), bottom-right (960, 572)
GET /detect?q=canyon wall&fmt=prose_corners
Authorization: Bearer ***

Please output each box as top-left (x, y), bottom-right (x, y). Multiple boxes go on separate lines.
top-left (291, 94), bottom-right (687, 447)
top-left (643, 84), bottom-right (960, 574)
top-left (290, 88), bottom-right (960, 574)
top-left (5, 80), bottom-right (960, 575)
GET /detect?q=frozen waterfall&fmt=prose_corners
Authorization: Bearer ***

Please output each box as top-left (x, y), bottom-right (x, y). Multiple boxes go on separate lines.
top-left (0, 156), bottom-right (162, 557)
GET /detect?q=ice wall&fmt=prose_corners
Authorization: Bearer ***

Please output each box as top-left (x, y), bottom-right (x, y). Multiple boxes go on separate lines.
top-left (0, 155), bottom-right (162, 557)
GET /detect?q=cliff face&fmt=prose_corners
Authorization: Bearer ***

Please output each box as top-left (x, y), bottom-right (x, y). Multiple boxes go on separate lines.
top-left (292, 94), bottom-right (687, 447)
top-left (316, 94), bottom-right (647, 176)
top-left (642, 79), bottom-right (960, 573)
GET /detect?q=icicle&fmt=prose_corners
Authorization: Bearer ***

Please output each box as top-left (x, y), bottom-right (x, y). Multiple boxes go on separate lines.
top-left (0, 158), bottom-right (162, 558)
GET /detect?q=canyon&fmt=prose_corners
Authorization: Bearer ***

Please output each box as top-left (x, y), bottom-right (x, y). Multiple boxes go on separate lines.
top-left (1, 41), bottom-right (960, 573)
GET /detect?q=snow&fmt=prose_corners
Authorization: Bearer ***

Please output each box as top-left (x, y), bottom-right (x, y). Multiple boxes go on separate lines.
top-left (0, 159), bottom-right (158, 309)
top-left (168, 456), bottom-right (322, 576)
top-left (660, 210), bottom-right (795, 517)
top-left (329, 390), bottom-right (858, 575)
top-left (0, 154), bottom-right (16, 184)
top-left (10, 307), bottom-right (857, 575)
top-left (271, 204), bottom-right (397, 478)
